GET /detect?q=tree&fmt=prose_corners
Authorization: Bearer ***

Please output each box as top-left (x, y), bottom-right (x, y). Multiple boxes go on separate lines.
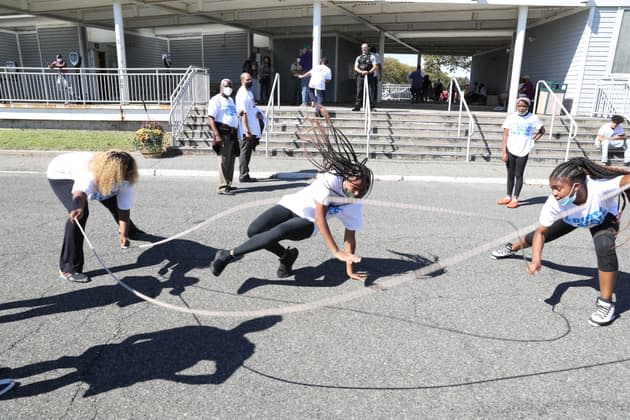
top-left (423, 55), bottom-right (470, 88)
top-left (382, 57), bottom-right (415, 84)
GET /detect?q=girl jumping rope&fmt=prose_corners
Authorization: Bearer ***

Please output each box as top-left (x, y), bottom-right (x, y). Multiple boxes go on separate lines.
top-left (210, 106), bottom-right (373, 281)
top-left (497, 97), bottom-right (545, 208)
top-left (491, 157), bottom-right (630, 326)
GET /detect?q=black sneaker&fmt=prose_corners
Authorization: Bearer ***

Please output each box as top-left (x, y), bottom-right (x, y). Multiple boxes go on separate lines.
top-left (351, 107), bottom-right (360, 112)
top-left (217, 189), bottom-right (235, 196)
top-left (58, 270), bottom-right (90, 283)
top-left (239, 175), bottom-right (258, 183)
top-left (277, 247), bottom-right (299, 278)
top-left (210, 250), bottom-right (241, 276)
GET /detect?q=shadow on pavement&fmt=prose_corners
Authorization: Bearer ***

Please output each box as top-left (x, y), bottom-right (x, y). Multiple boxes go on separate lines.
top-left (3, 316), bottom-right (281, 399)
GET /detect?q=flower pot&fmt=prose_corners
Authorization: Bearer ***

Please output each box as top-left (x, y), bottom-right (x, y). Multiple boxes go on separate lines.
top-left (141, 150), bottom-right (163, 158)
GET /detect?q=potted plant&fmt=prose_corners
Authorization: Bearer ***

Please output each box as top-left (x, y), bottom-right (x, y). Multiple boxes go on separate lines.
top-left (131, 120), bottom-right (164, 157)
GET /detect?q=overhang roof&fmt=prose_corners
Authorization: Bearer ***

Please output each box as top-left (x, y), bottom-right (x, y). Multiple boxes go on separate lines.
top-left (0, 1), bottom-right (592, 56)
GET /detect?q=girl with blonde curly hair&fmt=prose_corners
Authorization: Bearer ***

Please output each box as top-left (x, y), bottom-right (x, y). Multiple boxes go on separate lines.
top-left (47, 150), bottom-right (142, 282)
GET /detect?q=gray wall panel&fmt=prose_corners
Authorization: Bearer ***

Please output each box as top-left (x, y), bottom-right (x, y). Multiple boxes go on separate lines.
top-left (203, 32), bottom-right (248, 93)
top-left (170, 38), bottom-right (203, 67)
top-left (17, 32), bottom-right (41, 67)
top-left (0, 31), bottom-right (19, 66)
top-left (37, 27), bottom-right (80, 67)
top-left (125, 33), bottom-right (168, 68)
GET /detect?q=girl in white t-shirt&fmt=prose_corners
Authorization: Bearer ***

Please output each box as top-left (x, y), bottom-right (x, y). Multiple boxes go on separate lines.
top-left (491, 157), bottom-right (630, 326)
top-left (210, 107), bottom-right (373, 281)
top-left (497, 97), bottom-right (545, 208)
top-left (47, 150), bottom-right (140, 283)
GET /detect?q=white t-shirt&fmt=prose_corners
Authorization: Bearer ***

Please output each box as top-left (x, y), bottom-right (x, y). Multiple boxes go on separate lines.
top-left (47, 152), bottom-right (134, 210)
top-left (207, 93), bottom-right (238, 128)
top-left (502, 112), bottom-right (543, 157)
top-left (235, 86), bottom-right (262, 138)
top-left (596, 122), bottom-right (625, 144)
top-left (539, 176), bottom-right (623, 228)
top-left (278, 172), bottom-right (363, 236)
top-left (308, 64), bottom-right (332, 91)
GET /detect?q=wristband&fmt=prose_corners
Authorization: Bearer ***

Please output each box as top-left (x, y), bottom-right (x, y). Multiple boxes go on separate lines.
top-left (71, 196), bottom-right (82, 211)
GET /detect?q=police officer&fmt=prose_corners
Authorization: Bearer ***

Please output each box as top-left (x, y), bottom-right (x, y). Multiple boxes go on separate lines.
top-left (352, 43), bottom-right (377, 111)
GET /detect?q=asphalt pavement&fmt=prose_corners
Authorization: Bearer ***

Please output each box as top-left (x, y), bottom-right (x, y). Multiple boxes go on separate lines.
top-left (1, 151), bottom-right (630, 418)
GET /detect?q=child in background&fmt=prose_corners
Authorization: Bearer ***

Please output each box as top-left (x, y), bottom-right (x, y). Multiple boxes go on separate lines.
top-left (497, 97), bottom-right (545, 208)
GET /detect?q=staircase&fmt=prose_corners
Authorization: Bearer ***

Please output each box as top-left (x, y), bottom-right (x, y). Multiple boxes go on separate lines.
top-left (173, 104), bottom-right (613, 166)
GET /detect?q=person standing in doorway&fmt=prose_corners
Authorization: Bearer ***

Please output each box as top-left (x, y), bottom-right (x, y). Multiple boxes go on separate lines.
top-left (408, 65), bottom-right (423, 104)
top-left (299, 45), bottom-right (313, 107)
top-left (352, 43), bottom-right (377, 112)
top-left (236, 72), bottom-right (264, 183)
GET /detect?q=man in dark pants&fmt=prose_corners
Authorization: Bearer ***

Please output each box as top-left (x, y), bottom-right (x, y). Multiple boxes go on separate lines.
top-left (208, 79), bottom-right (240, 195)
top-left (352, 43), bottom-right (377, 111)
top-left (235, 72), bottom-right (263, 183)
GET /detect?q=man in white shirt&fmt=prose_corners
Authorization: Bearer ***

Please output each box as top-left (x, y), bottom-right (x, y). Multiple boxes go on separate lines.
top-left (595, 115), bottom-right (628, 166)
top-left (235, 72), bottom-right (264, 183)
top-left (207, 79), bottom-right (240, 195)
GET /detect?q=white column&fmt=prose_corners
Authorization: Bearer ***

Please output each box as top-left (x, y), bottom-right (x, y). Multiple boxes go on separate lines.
top-left (312, 1), bottom-right (321, 69)
top-left (507, 6), bottom-right (528, 113)
top-left (113, 1), bottom-right (129, 103)
top-left (378, 31), bottom-right (385, 102)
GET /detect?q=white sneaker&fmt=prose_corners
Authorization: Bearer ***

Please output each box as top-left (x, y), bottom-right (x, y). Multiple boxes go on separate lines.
top-left (490, 243), bottom-right (514, 259)
top-left (588, 297), bottom-right (617, 326)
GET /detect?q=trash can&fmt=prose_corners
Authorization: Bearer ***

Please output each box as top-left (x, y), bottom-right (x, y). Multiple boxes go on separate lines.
top-left (536, 80), bottom-right (567, 115)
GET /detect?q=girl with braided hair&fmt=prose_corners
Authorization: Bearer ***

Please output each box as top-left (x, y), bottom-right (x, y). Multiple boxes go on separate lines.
top-left (47, 150), bottom-right (143, 282)
top-left (210, 106), bottom-right (373, 281)
top-left (491, 157), bottom-right (630, 326)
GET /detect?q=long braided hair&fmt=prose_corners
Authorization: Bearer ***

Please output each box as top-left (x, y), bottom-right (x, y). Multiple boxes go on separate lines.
top-left (298, 106), bottom-right (374, 198)
top-left (551, 157), bottom-right (630, 231)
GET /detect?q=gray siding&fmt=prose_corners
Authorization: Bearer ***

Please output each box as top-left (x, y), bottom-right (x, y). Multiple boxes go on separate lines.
top-left (170, 38), bottom-right (203, 67)
top-left (0, 31), bottom-right (19, 66)
top-left (337, 37), bottom-right (359, 103)
top-left (125, 33), bottom-right (168, 68)
top-left (37, 27), bottom-right (80, 67)
top-left (522, 10), bottom-right (589, 113)
top-left (203, 32), bottom-right (248, 92)
top-left (577, 8), bottom-right (619, 114)
top-left (18, 32), bottom-right (42, 67)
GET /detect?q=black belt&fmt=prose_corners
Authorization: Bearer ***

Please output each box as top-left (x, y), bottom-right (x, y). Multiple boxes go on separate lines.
top-left (216, 123), bottom-right (236, 132)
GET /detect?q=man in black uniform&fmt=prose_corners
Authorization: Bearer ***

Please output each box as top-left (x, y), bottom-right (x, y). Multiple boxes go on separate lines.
top-left (352, 43), bottom-right (377, 111)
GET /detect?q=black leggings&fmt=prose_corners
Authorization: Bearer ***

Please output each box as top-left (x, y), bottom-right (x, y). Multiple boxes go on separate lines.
top-left (49, 179), bottom-right (131, 273)
top-left (232, 205), bottom-right (314, 257)
top-left (523, 213), bottom-right (619, 272)
top-left (506, 151), bottom-right (529, 198)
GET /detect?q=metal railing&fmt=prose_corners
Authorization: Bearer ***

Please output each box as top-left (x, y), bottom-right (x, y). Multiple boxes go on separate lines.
top-left (534, 80), bottom-right (578, 162)
top-left (168, 66), bottom-right (209, 145)
top-left (0, 66), bottom-right (190, 105)
top-left (381, 83), bottom-right (411, 101)
top-left (447, 77), bottom-right (475, 161)
top-left (591, 77), bottom-right (630, 121)
top-left (363, 76), bottom-right (372, 158)
top-left (262, 73), bottom-right (281, 157)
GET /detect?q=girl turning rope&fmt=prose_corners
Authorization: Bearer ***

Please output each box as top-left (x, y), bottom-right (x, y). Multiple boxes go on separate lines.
top-left (210, 106), bottom-right (373, 281)
top-left (48, 150), bottom-right (142, 283)
top-left (491, 157), bottom-right (630, 326)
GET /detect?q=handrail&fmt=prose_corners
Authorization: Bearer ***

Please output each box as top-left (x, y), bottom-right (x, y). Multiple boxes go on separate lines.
top-left (168, 66), bottom-right (209, 146)
top-left (534, 80), bottom-right (578, 162)
top-left (363, 75), bottom-right (372, 158)
top-left (263, 73), bottom-right (281, 158)
top-left (591, 77), bottom-right (630, 120)
top-left (447, 77), bottom-right (475, 161)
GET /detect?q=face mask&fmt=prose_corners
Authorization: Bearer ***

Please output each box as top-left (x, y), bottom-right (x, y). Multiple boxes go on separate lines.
top-left (223, 87), bottom-right (232, 97)
top-left (558, 184), bottom-right (577, 207)
top-left (343, 187), bottom-right (355, 198)
top-left (245, 82), bottom-right (252, 89)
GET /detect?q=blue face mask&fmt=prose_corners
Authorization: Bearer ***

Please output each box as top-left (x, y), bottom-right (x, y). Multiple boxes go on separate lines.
top-left (558, 184), bottom-right (577, 207)
top-left (343, 186), bottom-right (355, 198)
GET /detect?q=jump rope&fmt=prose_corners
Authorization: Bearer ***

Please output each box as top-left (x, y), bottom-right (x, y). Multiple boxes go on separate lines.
top-left (73, 177), bottom-right (630, 318)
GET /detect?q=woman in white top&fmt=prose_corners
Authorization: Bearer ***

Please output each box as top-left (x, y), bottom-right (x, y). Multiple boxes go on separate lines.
top-left (210, 107), bottom-right (373, 281)
top-left (491, 157), bottom-right (630, 326)
top-left (497, 97), bottom-right (545, 208)
top-left (47, 150), bottom-right (140, 282)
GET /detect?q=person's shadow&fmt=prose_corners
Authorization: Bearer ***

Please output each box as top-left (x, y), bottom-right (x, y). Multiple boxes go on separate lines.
top-left (3, 316), bottom-right (282, 399)
top-left (237, 250), bottom-right (441, 294)
top-left (0, 238), bottom-right (217, 323)
top-left (539, 260), bottom-right (630, 315)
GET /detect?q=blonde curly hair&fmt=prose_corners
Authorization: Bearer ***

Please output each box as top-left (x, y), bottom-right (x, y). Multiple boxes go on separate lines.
top-left (90, 150), bottom-right (138, 196)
